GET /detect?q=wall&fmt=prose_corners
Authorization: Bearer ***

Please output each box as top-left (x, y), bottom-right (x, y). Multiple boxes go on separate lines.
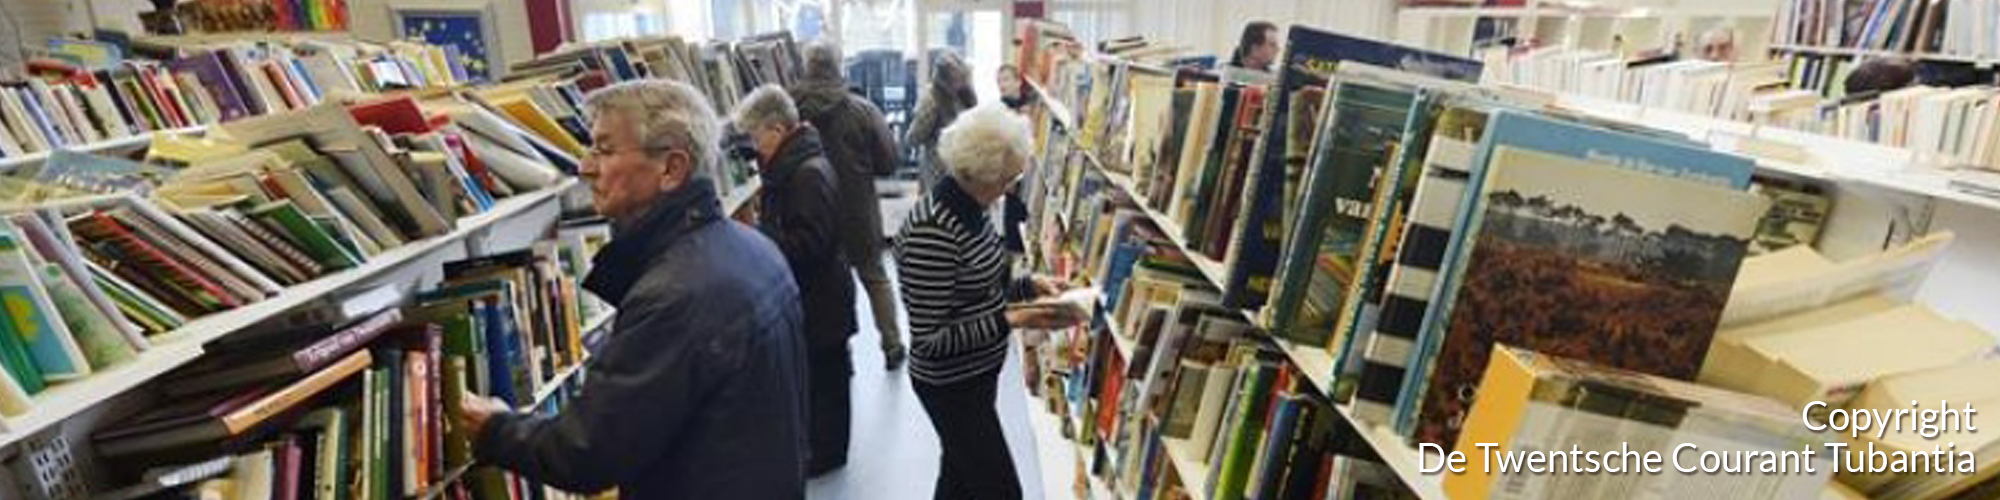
top-left (3, 0), bottom-right (97, 77)
top-left (1121, 0), bottom-right (1394, 58)
top-left (349, 0), bottom-right (539, 72)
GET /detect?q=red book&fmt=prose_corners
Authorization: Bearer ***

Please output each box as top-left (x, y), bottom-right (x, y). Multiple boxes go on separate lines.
top-left (348, 96), bottom-right (434, 134)
top-left (263, 63), bottom-right (306, 110)
top-left (132, 65), bottom-right (188, 127)
top-left (276, 436), bottom-right (303, 500)
top-left (269, 0), bottom-right (297, 31)
top-left (444, 133), bottom-right (506, 195)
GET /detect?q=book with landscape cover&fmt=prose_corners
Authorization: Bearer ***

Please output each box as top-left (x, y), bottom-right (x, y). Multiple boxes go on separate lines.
top-left (1408, 125), bottom-right (1765, 449)
top-left (1394, 110), bottom-right (1758, 434)
top-left (1221, 25), bottom-right (1484, 311)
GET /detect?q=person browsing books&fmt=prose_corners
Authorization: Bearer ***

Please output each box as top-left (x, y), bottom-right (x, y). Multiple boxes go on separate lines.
top-left (1231, 21), bottom-right (1282, 72)
top-left (894, 104), bottom-right (1083, 500)
top-left (733, 83), bottom-right (860, 477)
top-left (906, 51), bottom-right (977, 193)
top-left (786, 42), bottom-right (910, 372)
top-left (455, 80), bottom-right (809, 500)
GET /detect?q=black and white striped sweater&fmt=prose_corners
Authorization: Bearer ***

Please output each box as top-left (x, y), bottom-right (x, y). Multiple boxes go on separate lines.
top-left (893, 178), bottom-right (1028, 385)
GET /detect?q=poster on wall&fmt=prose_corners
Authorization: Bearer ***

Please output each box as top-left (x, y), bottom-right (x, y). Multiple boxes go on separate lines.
top-left (392, 3), bottom-right (500, 81)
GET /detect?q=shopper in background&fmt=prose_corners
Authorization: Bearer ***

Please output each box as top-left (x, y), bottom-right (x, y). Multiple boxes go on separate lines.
top-left (1695, 27), bottom-right (1737, 62)
top-left (459, 80), bottom-right (808, 499)
top-left (1846, 58), bottom-right (1918, 95)
top-left (1231, 20), bottom-right (1282, 72)
top-left (735, 84), bottom-right (859, 477)
top-left (788, 42), bottom-right (909, 371)
top-left (895, 105), bottom-right (1082, 500)
top-left (906, 51), bottom-right (977, 193)
top-left (998, 63), bottom-right (1037, 111)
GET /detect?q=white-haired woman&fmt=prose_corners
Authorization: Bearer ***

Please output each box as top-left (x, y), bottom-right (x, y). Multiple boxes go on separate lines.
top-left (894, 104), bottom-right (1078, 499)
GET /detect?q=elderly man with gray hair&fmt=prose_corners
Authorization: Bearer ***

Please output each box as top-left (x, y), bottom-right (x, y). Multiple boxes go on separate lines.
top-left (787, 42), bottom-right (909, 371)
top-left (734, 83), bottom-right (857, 477)
top-left (457, 80), bottom-right (809, 499)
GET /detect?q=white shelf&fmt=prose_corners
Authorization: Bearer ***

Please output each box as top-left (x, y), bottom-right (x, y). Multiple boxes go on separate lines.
top-left (1769, 44), bottom-right (1993, 65)
top-left (1333, 404), bottom-right (1446, 499)
top-left (0, 179), bottom-right (576, 447)
top-left (1160, 437), bottom-right (1211, 500)
top-left (0, 126), bottom-right (209, 171)
top-left (1272, 338), bottom-right (1337, 397)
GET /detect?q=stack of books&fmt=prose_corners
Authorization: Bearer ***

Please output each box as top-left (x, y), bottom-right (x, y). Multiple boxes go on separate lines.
top-left (90, 228), bottom-right (607, 500)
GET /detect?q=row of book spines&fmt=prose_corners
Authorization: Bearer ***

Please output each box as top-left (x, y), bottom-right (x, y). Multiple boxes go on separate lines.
top-left (0, 46), bottom-right (461, 158)
top-left (1088, 337), bottom-right (1370, 500)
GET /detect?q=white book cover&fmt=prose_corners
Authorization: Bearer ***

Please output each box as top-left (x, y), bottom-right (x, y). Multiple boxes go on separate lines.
top-left (79, 84), bottom-right (131, 139)
top-left (1, 88), bottom-right (52, 152)
top-left (18, 211), bottom-right (149, 350)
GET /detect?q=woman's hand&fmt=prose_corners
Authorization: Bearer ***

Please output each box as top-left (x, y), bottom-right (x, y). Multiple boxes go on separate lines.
top-left (1006, 306), bottom-right (1085, 330)
top-left (1030, 275), bottom-right (1070, 298)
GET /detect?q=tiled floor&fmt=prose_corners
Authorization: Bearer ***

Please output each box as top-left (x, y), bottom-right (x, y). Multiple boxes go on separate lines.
top-left (805, 181), bottom-right (1080, 500)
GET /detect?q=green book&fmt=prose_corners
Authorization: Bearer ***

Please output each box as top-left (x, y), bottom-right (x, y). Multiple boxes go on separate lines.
top-left (1211, 356), bottom-right (1279, 500)
top-left (0, 298), bottom-right (44, 394)
top-left (296, 408), bottom-right (351, 500)
top-left (39, 263), bottom-right (135, 369)
top-left (248, 200), bottom-right (360, 271)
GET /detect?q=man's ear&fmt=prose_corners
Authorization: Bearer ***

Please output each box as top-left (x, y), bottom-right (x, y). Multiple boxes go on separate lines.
top-left (658, 150), bottom-right (695, 191)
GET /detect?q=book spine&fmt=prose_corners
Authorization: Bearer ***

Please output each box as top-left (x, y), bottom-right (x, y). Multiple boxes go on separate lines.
top-left (221, 350), bottom-right (372, 434)
top-left (293, 309), bottom-right (403, 372)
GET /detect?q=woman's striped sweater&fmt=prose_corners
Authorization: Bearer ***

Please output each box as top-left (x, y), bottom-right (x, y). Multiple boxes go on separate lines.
top-left (893, 178), bottom-right (1027, 385)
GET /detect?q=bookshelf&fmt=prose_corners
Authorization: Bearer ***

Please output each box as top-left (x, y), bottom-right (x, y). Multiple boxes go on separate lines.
top-left (1768, 44), bottom-right (1995, 64)
top-left (0, 126), bottom-right (209, 172)
top-left (1395, 2), bottom-right (1772, 58)
top-left (0, 179), bottom-right (577, 449)
top-left (1026, 79), bottom-right (1449, 499)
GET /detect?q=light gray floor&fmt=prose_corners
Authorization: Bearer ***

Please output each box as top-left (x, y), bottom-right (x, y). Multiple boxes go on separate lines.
top-left (805, 178), bottom-right (1076, 500)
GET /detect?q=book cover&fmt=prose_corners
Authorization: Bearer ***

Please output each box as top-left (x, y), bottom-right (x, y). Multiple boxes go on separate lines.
top-left (1353, 104), bottom-right (1491, 425)
top-left (1410, 144), bottom-right (1765, 450)
top-left (1262, 75), bottom-right (1419, 346)
top-left (247, 200), bottom-right (362, 271)
top-left (11, 211), bottom-right (149, 351)
top-left (168, 52), bottom-right (255, 122)
top-left (1199, 87), bottom-right (1268, 260)
top-left (1396, 110), bottom-right (1757, 434)
top-left (1221, 26), bottom-right (1485, 311)
top-left (219, 103), bottom-right (453, 239)
top-left (1180, 85), bottom-right (1244, 243)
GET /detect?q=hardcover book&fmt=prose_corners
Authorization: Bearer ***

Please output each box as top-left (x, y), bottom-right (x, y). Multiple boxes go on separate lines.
top-left (1221, 26), bottom-right (1484, 311)
top-left (1410, 142), bottom-right (1765, 449)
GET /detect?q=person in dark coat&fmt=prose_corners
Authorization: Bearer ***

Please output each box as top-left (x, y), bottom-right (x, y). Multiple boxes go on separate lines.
top-left (788, 42), bottom-right (908, 370)
top-left (735, 84), bottom-right (859, 476)
top-left (906, 51), bottom-right (977, 193)
top-left (457, 80), bottom-right (809, 499)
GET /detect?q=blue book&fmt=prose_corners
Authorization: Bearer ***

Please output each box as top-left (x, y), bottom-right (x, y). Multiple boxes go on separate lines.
top-left (1249, 395), bottom-right (1303, 500)
top-left (1395, 109), bottom-right (1759, 439)
top-left (1220, 26), bottom-right (1481, 311)
top-left (13, 87), bottom-right (66, 148)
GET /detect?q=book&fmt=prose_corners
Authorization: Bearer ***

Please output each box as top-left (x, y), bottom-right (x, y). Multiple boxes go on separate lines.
top-left (0, 226), bottom-right (94, 381)
top-left (1222, 25), bottom-right (1484, 311)
top-left (166, 309), bottom-right (402, 396)
top-left (1409, 138), bottom-right (1766, 449)
top-left (1445, 346), bottom-right (1832, 499)
top-left (96, 350), bottom-right (372, 458)
top-left (218, 103), bottom-right (452, 240)
top-left (247, 200), bottom-right (362, 271)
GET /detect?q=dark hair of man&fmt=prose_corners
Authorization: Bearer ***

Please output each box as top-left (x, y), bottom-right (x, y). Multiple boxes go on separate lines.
top-left (1844, 58), bottom-right (1917, 95)
top-left (1231, 21), bottom-right (1278, 68)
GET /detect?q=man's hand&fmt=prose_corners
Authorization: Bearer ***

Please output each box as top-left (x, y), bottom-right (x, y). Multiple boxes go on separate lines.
top-left (456, 394), bottom-right (511, 439)
top-left (733, 202), bottom-right (760, 224)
